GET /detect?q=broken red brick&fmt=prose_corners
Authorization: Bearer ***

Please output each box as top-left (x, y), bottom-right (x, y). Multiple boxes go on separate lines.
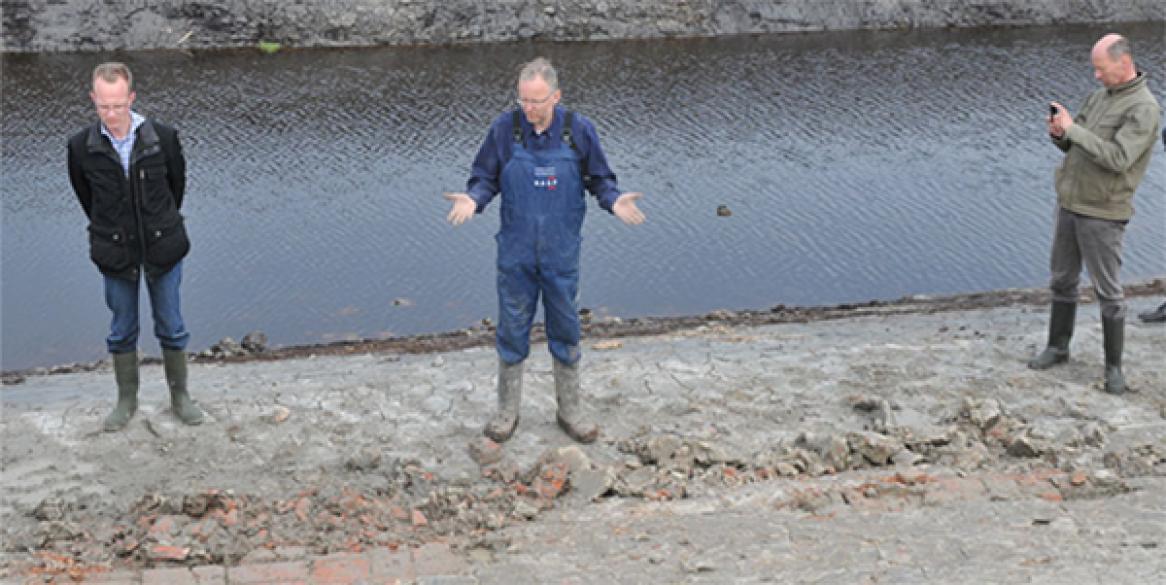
top-left (294, 498), bottom-right (311, 522)
top-left (412, 509), bottom-right (428, 528)
top-left (1038, 491), bottom-right (1063, 502)
top-left (390, 506), bottom-right (410, 521)
top-left (115, 537), bottom-right (140, 557)
top-left (890, 471), bottom-right (932, 486)
top-left (1070, 471), bottom-right (1088, 487)
top-left (312, 551), bottom-right (370, 583)
top-left (147, 545), bottom-right (190, 562)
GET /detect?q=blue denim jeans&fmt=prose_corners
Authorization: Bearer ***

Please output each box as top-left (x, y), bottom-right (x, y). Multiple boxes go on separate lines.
top-left (103, 261), bottom-right (190, 353)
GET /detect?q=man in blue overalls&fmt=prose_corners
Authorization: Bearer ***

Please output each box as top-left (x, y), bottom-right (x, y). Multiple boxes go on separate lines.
top-left (445, 58), bottom-right (645, 443)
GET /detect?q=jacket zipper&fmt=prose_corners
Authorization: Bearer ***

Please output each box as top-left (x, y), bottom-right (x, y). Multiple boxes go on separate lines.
top-left (132, 165), bottom-right (149, 267)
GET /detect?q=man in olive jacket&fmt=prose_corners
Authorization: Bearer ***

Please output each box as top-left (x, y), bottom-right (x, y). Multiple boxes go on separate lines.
top-left (1029, 34), bottom-right (1161, 394)
top-left (67, 62), bottom-right (204, 431)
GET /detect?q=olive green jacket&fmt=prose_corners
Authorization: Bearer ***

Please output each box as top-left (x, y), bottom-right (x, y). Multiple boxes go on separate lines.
top-left (1052, 73), bottom-right (1161, 221)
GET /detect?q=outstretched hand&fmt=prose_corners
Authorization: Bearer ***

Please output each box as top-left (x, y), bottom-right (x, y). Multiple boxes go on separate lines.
top-left (444, 192), bottom-right (476, 226)
top-left (613, 192), bottom-right (645, 225)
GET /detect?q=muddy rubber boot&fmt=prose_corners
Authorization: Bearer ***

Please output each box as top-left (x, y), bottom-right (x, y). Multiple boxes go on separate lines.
top-left (163, 349), bottom-right (204, 425)
top-left (483, 359), bottom-right (522, 442)
top-left (553, 359), bottom-right (599, 444)
top-left (103, 352), bottom-right (140, 432)
top-left (1028, 301), bottom-right (1075, 369)
top-left (1102, 316), bottom-right (1126, 395)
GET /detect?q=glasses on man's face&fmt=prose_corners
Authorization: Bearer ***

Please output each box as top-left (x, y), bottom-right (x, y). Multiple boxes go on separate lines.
top-left (516, 93), bottom-right (555, 108)
top-left (95, 103), bottom-right (130, 113)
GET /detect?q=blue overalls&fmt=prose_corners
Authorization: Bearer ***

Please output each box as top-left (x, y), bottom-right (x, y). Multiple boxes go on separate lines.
top-left (495, 112), bottom-right (586, 366)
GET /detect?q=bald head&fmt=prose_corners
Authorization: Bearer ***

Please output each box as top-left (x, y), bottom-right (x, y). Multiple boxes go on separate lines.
top-left (1091, 33), bottom-right (1136, 88)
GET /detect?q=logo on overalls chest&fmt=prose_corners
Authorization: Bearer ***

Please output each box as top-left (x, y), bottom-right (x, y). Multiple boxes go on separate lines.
top-left (533, 166), bottom-right (558, 190)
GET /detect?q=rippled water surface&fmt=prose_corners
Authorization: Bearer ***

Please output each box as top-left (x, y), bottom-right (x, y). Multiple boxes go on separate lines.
top-left (3, 23), bottom-right (1164, 370)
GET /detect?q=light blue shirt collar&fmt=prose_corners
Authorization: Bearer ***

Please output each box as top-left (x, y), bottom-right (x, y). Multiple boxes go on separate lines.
top-left (100, 111), bottom-right (145, 176)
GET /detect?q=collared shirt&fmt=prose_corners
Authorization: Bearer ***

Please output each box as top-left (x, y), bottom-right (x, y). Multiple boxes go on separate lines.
top-left (466, 105), bottom-right (622, 213)
top-left (100, 111), bottom-right (145, 176)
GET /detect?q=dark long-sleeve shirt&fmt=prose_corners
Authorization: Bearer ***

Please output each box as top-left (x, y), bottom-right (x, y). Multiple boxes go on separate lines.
top-left (466, 105), bottom-right (622, 213)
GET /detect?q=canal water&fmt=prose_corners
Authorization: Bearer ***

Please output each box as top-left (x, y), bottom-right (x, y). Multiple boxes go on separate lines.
top-left (2, 22), bottom-right (1163, 370)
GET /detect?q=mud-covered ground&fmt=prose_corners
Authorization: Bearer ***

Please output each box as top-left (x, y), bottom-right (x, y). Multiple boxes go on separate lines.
top-left (1, 283), bottom-right (1164, 582)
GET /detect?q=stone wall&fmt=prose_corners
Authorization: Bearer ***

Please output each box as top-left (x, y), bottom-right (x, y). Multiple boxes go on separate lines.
top-left (2, 0), bottom-right (1164, 53)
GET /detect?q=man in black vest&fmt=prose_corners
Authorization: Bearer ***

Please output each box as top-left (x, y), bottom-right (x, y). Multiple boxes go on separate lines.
top-left (67, 62), bottom-right (204, 431)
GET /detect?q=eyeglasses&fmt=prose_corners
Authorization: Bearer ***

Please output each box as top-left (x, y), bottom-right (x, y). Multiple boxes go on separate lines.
top-left (95, 103), bottom-right (130, 113)
top-left (516, 93), bottom-right (555, 107)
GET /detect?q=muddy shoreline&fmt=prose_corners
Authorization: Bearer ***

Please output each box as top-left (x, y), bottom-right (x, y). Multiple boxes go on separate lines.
top-left (2, 283), bottom-right (1164, 581)
top-left (5, 279), bottom-right (1163, 384)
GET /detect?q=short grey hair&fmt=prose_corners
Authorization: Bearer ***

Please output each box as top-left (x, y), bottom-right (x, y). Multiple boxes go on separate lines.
top-left (93, 62), bottom-right (133, 91)
top-left (1106, 35), bottom-right (1132, 60)
top-left (518, 57), bottom-right (558, 91)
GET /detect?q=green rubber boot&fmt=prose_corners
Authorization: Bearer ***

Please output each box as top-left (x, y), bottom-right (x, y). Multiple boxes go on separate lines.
top-left (483, 358), bottom-right (522, 442)
top-left (163, 349), bottom-right (204, 425)
top-left (1028, 301), bottom-right (1075, 369)
top-left (1102, 316), bottom-right (1127, 395)
top-left (103, 352), bottom-right (140, 432)
top-left (553, 359), bottom-right (599, 444)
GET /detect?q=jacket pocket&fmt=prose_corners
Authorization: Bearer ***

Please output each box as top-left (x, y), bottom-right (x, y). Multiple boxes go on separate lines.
top-left (88, 224), bottom-right (132, 273)
top-left (137, 162), bottom-right (176, 217)
top-left (143, 215), bottom-right (190, 268)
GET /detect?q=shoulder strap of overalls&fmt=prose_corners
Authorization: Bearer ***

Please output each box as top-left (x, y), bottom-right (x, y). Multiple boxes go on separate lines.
top-left (561, 110), bottom-right (583, 158)
top-left (561, 110), bottom-right (591, 186)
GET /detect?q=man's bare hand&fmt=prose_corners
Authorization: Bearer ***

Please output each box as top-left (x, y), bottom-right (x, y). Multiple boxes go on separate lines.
top-left (1049, 102), bottom-right (1073, 138)
top-left (613, 192), bottom-right (645, 225)
top-left (444, 192), bottom-right (476, 226)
